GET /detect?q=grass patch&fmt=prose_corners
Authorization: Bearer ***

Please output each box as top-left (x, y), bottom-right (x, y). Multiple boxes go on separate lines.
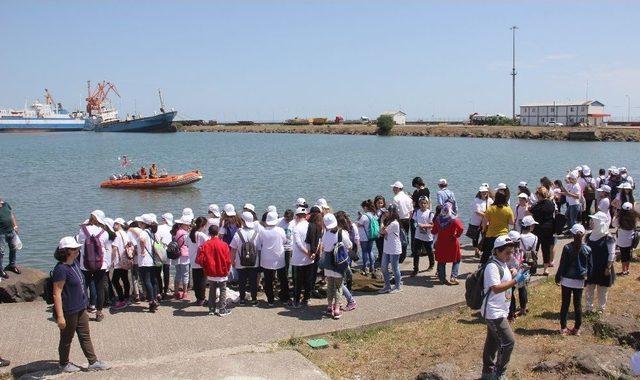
top-left (295, 264), bottom-right (640, 379)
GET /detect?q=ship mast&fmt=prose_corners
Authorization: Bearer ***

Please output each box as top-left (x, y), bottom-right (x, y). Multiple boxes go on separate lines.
top-left (158, 89), bottom-right (165, 113)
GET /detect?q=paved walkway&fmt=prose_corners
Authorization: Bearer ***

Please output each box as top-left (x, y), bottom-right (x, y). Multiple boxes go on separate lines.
top-left (0, 240), bottom-right (567, 378)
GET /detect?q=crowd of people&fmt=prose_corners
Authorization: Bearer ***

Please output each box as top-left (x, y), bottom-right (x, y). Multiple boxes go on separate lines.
top-left (4, 164), bottom-right (637, 376)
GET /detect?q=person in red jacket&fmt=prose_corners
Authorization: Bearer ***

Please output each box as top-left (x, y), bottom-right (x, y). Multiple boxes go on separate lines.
top-left (196, 225), bottom-right (232, 316)
top-left (432, 203), bottom-right (464, 286)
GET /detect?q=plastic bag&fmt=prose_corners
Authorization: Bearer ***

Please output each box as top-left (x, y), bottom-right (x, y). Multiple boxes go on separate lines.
top-left (12, 233), bottom-right (22, 251)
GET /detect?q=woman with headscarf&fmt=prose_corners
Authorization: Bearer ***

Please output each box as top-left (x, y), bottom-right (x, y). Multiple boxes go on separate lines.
top-left (585, 211), bottom-right (616, 314)
top-left (431, 203), bottom-right (464, 285)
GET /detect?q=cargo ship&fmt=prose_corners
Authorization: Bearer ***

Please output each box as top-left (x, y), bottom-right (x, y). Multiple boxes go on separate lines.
top-left (0, 89), bottom-right (87, 132)
top-left (87, 81), bottom-right (177, 133)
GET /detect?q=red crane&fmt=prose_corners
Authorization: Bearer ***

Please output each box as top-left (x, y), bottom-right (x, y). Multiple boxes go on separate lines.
top-left (86, 80), bottom-right (120, 116)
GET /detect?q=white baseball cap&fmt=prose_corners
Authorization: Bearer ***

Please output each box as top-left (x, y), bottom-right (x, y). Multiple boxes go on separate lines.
top-left (134, 216), bottom-right (144, 223)
top-left (507, 230), bottom-right (521, 242)
top-left (478, 186), bottom-right (489, 192)
top-left (518, 193), bottom-right (529, 199)
top-left (316, 198), bottom-right (329, 209)
top-left (208, 204), bottom-right (220, 217)
top-left (114, 217), bottom-right (126, 226)
top-left (567, 171), bottom-right (578, 180)
top-left (323, 213), bottom-right (338, 229)
top-left (265, 211), bottom-right (279, 226)
top-left (175, 215), bottom-right (193, 225)
top-left (438, 179), bottom-right (448, 186)
top-left (481, 183), bottom-right (489, 188)
top-left (522, 215), bottom-right (538, 227)
top-left (583, 168), bottom-right (592, 176)
top-left (618, 182), bottom-right (633, 190)
top-left (390, 181), bottom-right (404, 189)
top-left (620, 167), bottom-right (628, 173)
top-left (162, 213), bottom-right (174, 226)
top-left (295, 207), bottom-right (307, 215)
top-left (589, 212), bottom-right (610, 223)
top-left (142, 214), bottom-right (157, 225)
top-left (493, 235), bottom-right (516, 250)
top-left (597, 185), bottom-right (612, 193)
top-left (266, 205), bottom-right (277, 214)
top-left (575, 165), bottom-right (583, 171)
top-left (570, 224), bottom-right (586, 235)
top-left (58, 236), bottom-right (82, 250)
top-left (622, 202), bottom-right (634, 211)
top-left (296, 197), bottom-right (307, 206)
top-left (182, 208), bottom-right (194, 217)
top-left (91, 210), bottom-right (106, 225)
top-left (612, 168), bottom-right (620, 175)
top-left (223, 204), bottom-right (236, 216)
top-left (496, 183), bottom-right (507, 190)
top-left (243, 203), bottom-right (256, 212)
top-left (102, 217), bottom-right (115, 232)
top-left (241, 211), bottom-right (255, 227)
top-left (518, 181), bottom-right (528, 188)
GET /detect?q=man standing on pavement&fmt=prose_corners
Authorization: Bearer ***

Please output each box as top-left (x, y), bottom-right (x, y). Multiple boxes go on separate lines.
top-left (0, 196), bottom-right (20, 279)
top-left (437, 179), bottom-right (457, 214)
top-left (391, 181), bottom-right (413, 263)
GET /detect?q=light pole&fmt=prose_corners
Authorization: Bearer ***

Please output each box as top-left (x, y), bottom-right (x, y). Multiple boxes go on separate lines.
top-left (626, 95), bottom-right (631, 122)
top-left (510, 26), bottom-right (518, 121)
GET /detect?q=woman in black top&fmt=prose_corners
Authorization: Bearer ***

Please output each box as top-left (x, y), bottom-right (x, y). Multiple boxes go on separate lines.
top-left (305, 206), bottom-right (325, 296)
top-left (411, 177), bottom-right (430, 259)
top-left (529, 186), bottom-right (556, 276)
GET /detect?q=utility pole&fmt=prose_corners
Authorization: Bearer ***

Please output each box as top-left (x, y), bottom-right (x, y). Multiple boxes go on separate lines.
top-left (510, 26), bottom-right (518, 121)
top-left (626, 94), bottom-right (631, 122)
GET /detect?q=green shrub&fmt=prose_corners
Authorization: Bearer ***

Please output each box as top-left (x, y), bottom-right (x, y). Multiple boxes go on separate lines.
top-left (377, 115), bottom-right (394, 136)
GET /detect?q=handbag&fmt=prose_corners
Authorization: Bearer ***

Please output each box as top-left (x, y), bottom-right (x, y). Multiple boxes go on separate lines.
top-left (12, 233), bottom-right (23, 251)
top-left (632, 229), bottom-right (640, 249)
top-left (465, 224), bottom-right (481, 241)
top-left (553, 212), bottom-right (567, 235)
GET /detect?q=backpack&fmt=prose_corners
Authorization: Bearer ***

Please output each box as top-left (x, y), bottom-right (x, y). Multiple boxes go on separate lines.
top-left (583, 177), bottom-right (596, 201)
top-left (238, 229), bottom-right (259, 267)
top-left (145, 231), bottom-right (165, 267)
top-left (81, 225), bottom-right (105, 271)
top-left (332, 230), bottom-right (350, 273)
top-left (465, 258), bottom-right (504, 310)
top-left (222, 223), bottom-right (239, 245)
top-left (366, 213), bottom-right (380, 240)
top-left (522, 235), bottom-right (538, 275)
top-left (166, 233), bottom-right (185, 260)
top-left (43, 266), bottom-right (56, 305)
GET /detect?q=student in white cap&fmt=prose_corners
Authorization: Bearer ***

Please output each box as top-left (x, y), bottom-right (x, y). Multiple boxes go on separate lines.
top-left (579, 166), bottom-right (597, 224)
top-left (277, 209), bottom-right (295, 285)
top-left (481, 189), bottom-right (514, 264)
top-left (468, 186), bottom-right (493, 258)
top-left (291, 207), bottom-right (312, 308)
top-left (620, 167), bottom-right (635, 189)
top-left (613, 182), bottom-right (635, 211)
top-left (53, 236), bottom-right (111, 373)
top-left (137, 214), bottom-right (160, 313)
top-left (229, 211), bottom-right (260, 305)
top-left (111, 218), bottom-right (132, 310)
top-left (315, 198), bottom-right (331, 214)
top-left (529, 186), bottom-right (557, 276)
top-left (182, 208), bottom-right (194, 219)
top-left (513, 193), bottom-right (530, 232)
top-left (436, 178), bottom-right (457, 214)
top-left (585, 211), bottom-right (616, 314)
top-left (295, 198), bottom-right (308, 208)
top-left (481, 235), bottom-right (528, 380)
top-left (517, 181), bottom-right (531, 198)
top-left (156, 213), bottom-right (173, 299)
top-left (320, 213), bottom-right (353, 319)
top-left (257, 211), bottom-right (288, 306)
top-left (519, 216), bottom-right (539, 276)
top-left (171, 215), bottom-right (192, 300)
top-left (188, 216), bottom-right (210, 306)
top-left (506, 230), bottom-right (527, 322)
top-left (562, 171), bottom-right (582, 231)
top-left (555, 224), bottom-right (589, 336)
top-left (391, 181), bottom-right (413, 263)
top-left (219, 204), bottom-right (241, 245)
top-left (77, 210), bottom-right (110, 321)
top-left (613, 202), bottom-right (637, 276)
top-left (597, 184), bottom-right (612, 215)
top-left (207, 204), bottom-right (221, 229)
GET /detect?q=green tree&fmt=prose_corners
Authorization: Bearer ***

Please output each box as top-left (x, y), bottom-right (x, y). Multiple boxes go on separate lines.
top-left (377, 114), bottom-right (394, 136)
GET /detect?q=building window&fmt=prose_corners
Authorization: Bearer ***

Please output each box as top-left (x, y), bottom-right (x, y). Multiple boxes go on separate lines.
top-left (542, 117), bottom-right (545, 122)
top-left (522, 117), bottom-right (527, 123)
top-left (550, 108), bottom-right (555, 113)
top-left (570, 107), bottom-right (574, 112)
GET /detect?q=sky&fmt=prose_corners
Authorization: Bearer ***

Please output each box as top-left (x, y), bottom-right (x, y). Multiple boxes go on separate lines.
top-left (1, 1), bottom-right (639, 122)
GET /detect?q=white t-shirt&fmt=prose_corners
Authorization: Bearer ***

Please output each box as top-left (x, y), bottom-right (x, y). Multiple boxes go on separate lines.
top-left (414, 209), bottom-right (434, 242)
top-left (481, 259), bottom-right (512, 319)
top-left (513, 203), bottom-right (528, 231)
top-left (393, 191), bottom-right (414, 219)
top-left (187, 231), bottom-right (209, 269)
top-left (357, 213), bottom-right (371, 242)
top-left (598, 197), bottom-right (610, 213)
top-left (77, 225), bottom-right (110, 271)
top-left (103, 238), bottom-right (113, 269)
top-left (291, 220), bottom-right (312, 267)
top-left (469, 197), bottom-right (492, 226)
top-left (519, 232), bottom-right (538, 255)
top-left (565, 183), bottom-right (582, 206)
top-left (321, 229), bottom-right (353, 278)
top-left (229, 227), bottom-right (259, 269)
top-left (112, 230), bottom-right (130, 269)
top-left (617, 229), bottom-right (634, 248)
top-left (137, 229), bottom-right (155, 267)
top-left (277, 219), bottom-right (294, 251)
top-left (156, 224), bottom-right (172, 264)
top-left (206, 217), bottom-right (220, 231)
top-left (383, 220), bottom-right (402, 255)
top-left (257, 226), bottom-right (286, 270)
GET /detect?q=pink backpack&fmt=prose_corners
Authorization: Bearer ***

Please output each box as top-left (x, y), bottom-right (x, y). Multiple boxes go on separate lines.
top-left (82, 225), bottom-right (104, 271)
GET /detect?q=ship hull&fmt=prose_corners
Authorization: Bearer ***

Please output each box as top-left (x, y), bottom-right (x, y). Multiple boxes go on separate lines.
top-left (0, 118), bottom-right (86, 132)
top-left (94, 111), bottom-right (177, 133)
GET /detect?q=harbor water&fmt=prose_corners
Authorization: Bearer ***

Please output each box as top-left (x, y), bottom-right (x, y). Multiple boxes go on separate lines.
top-left (1, 131), bottom-right (639, 271)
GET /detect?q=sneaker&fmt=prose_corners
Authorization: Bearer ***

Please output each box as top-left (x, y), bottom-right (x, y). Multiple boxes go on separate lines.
top-left (572, 328), bottom-right (582, 336)
top-left (208, 310), bottom-right (216, 316)
top-left (87, 305), bottom-right (97, 313)
top-left (112, 301), bottom-right (127, 310)
top-left (378, 287), bottom-right (391, 294)
top-left (87, 361), bottom-right (111, 371)
top-left (218, 308), bottom-right (231, 317)
top-left (4, 265), bottom-right (20, 274)
top-left (0, 357), bottom-right (10, 367)
top-left (325, 305), bottom-right (333, 315)
top-left (95, 312), bottom-right (104, 322)
top-left (560, 328), bottom-right (570, 336)
top-left (0, 270), bottom-right (8, 279)
top-left (332, 305), bottom-right (342, 320)
top-left (390, 288), bottom-right (403, 294)
top-left (345, 301), bottom-right (357, 311)
top-left (449, 278), bottom-right (460, 286)
top-left (60, 363), bottom-right (81, 373)
top-left (196, 299), bottom-right (205, 307)
top-left (267, 302), bottom-right (275, 307)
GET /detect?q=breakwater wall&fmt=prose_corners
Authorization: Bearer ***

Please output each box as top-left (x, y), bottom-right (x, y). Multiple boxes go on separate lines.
top-left (176, 123), bottom-right (640, 142)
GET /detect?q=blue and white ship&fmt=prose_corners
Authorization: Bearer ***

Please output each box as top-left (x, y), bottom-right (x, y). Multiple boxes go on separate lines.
top-left (0, 91), bottom-right (87, 132)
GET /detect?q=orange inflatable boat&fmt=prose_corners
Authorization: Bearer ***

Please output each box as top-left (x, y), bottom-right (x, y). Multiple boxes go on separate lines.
top-left (100, 170), bottom-right (203, 189)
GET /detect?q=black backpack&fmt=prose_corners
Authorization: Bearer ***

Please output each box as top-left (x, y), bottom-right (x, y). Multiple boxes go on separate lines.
top-left (43, 265), bottom-right (57, 305)
top-left (238, 230), bottom-right (259, 267)
top-left (166, 234), bottom-right (185, 260)
top-left (465, 258), bottom-right (504, 310)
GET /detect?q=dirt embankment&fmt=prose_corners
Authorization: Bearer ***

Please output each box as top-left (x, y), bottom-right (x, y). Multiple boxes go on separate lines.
top-left (176, 123), bottom-right (640, 142)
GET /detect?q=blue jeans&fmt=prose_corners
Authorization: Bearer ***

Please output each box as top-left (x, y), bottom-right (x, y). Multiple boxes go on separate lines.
top-left (382, 254), bottom-right (401, 290)
top-left (0, 231), bottom-right (17, 267)
top-left (360, 240), bottom-right (374, 270)
top-left (138, 266), bottom-right (158, 302)
top-left (566, 204), bottom-right (580, 230)
top-left (437, 261), bottom-right (460, 283)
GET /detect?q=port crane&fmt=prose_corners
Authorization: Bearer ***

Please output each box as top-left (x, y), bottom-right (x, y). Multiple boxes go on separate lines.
top-left (86, 80), bottom-right (120, 116)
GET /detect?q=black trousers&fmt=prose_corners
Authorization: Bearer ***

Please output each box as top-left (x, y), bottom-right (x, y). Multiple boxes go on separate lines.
top-left (560, 285), bottom-right (583, 330)
top-left (481, 237), bottom-right (498, 265)
top-left (509, 286), bottom-right (528, 315)
top-left (155, 264), bottom-right (170, 294)
top-left (192, 268), bottom-right (207, 301)
top-left (375, 237), bottom-right (384, 267)
top-left (237, 267), bottom-right (258, 301)
top-left (293, 263), bottom-right (314, 302)
top-left (413, 239), bottom-right (434, 271)
top-left (82, 270), bottom-right (106, 311)
top-left (399, 218), bottom-right (411, 263)
top-left (263, 267), bottom-right (289, 303)
top-left (112, 268), bottom-right (130, 302)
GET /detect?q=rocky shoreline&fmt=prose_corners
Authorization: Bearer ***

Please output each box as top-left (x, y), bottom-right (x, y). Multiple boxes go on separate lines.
top-left (176, 123), bottom-right (640, 142)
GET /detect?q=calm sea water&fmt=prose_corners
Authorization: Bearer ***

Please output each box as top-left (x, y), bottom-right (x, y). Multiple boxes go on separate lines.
top-left (1, 131), bottom-right (638, 270)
